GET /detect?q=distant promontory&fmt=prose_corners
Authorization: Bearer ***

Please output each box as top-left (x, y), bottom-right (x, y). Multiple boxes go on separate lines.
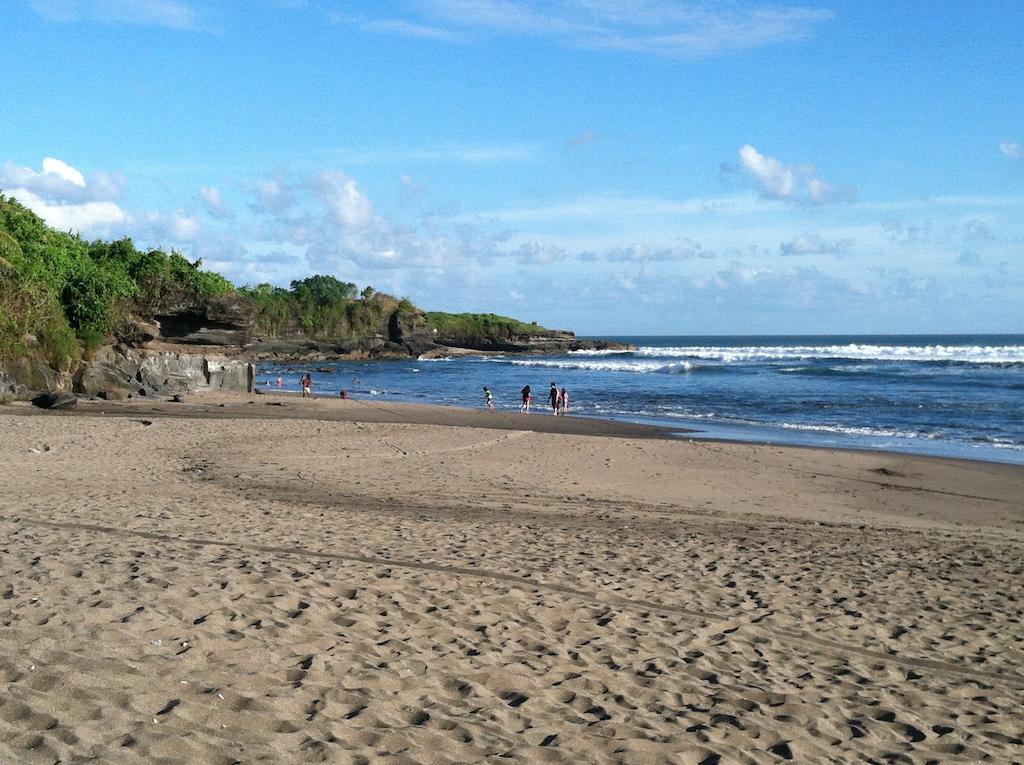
top-left (0, 194), bottom-right (630, 402)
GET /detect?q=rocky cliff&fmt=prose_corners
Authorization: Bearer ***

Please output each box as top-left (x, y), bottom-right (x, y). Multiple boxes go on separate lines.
top-left (0, 291), bottom-right (628, 403)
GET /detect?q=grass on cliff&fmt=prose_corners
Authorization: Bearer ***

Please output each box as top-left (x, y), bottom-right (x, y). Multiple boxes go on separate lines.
top-left (427, 312), bottom-right (550, 341)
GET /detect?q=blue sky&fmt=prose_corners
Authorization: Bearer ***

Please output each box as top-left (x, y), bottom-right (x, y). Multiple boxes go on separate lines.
top-left (2, 0), bottom-right (1022, 334)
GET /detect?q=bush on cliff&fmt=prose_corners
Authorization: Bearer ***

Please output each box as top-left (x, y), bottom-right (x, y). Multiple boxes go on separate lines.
top-left (0, 194), bottom-right (237, 369)
top-left (427, 312), bottom-right (548, 341)
top-left (240, 277), bottom-right (424, 341)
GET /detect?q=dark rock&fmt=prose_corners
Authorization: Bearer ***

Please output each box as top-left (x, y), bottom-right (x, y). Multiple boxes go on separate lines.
top-left (76, 345), bottom-right (141, 398)
top-left (151, 293), bottom-right (257, 346)
top-left (31, 391), bottom-right (78, 410)
top-left (119, 317), bottom-right (161, 345)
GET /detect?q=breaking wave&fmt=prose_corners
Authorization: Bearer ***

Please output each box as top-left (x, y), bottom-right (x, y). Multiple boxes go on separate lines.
top-left (573, 344), bottom-right (1024, 365)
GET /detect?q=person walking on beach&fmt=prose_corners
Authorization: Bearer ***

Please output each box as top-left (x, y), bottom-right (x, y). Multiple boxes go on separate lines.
top-left (483, 386), bottom-right (495, 412)
top-left (301, 373), bottom-right (312, 398)
top-left (549, 382), bottom-right (559, 415)
top-left (559, 386), bottom-right (569, 415)
top-left (520, 384), bottom-right (532, 413)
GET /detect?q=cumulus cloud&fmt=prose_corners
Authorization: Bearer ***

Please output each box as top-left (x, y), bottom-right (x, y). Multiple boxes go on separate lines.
top-left (515, 240), bottom-right (569, 264)
top-left (313, 171), bottom-right (375, 232)
top-left (144, 210), bottom-right (201, 242)
top-left (605, 239), bottom-right (714, 261)
top-left (736, 145), bottom-right (855, 205)
top-left (881, 218), bottom-right (933, 246)
top-left (199, 186), bottom-right (234, 219)
top-left (6, 189), bottom-right (129, 234)
top-left (961, 219), bottom-right (992, 242)
top-left (249, 178), bottom-right (296, 216)
top-left (779, 233), bottom-right (853, 256)
top-left (1, 157), bottom-right (130, 235)
top-left (340, 0), bottom-right (833, 58)
top-left (28, 0), bottom-right (200, 29)
top-left (999, 140), bottom-right (1022, 160)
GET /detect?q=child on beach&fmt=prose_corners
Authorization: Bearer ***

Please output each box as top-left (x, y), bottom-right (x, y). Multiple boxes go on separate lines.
top-left (483, 386), bottom-right (495, 412)
top-left (559, 386), bottom-right (569, 415)
top-left (520, 385), bottom-right (532, 413)
top-left (301, 373), bottom-right (312, 398)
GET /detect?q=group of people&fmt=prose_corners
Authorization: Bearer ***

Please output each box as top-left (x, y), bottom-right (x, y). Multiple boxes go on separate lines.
top-left (483, 382), bottom-right (569, 415)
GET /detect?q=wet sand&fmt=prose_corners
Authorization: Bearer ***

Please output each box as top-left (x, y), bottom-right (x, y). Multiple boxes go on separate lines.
top-left (1, 392), bottom-right (1022, 763)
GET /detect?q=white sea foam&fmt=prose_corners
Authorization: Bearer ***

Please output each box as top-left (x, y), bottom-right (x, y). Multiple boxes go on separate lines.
top-left (778, 422), bottom-right (939, 440)
top-left (585, 344), bottom-right (1024, 364)
top-left (505, 358), bottom-right (695, 373)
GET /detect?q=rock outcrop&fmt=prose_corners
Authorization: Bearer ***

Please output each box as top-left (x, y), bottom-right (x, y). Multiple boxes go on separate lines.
top-left (151, 293), bottom-right (257, 347)
top-left (432, 329), bottom-right (633, 355)
top-left (75, 345), bottom-right (254, 400)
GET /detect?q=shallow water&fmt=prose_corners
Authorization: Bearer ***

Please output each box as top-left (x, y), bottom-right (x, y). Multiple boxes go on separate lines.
top-left (257, 334), bottom-right (1024, 465)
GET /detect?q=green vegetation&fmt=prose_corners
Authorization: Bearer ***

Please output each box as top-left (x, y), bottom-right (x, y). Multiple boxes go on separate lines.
top-left (0, 194), bottom-right (237, 368)
top-left (0, 193), bottom-right (557, 376)
top-left (239, 275), bottom-right (417, 339)
top-left (426, 312), bottom-right (548, 340)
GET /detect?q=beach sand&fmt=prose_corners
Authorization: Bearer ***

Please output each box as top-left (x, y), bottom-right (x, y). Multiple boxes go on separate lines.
top-left (1, 392), bottom-right (1022, 764)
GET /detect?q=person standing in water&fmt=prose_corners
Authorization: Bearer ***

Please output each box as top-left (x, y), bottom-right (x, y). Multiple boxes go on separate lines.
top-left (520, 385), bottom-right (532, 413)
top-left (559, 386), bottom-right (569, 415)
top-left (483, 386), bottom-right (495, 412)
top-left (549, 382), bottom-right (559, 415)
top-left (301, 373), bottom-right (312, 398)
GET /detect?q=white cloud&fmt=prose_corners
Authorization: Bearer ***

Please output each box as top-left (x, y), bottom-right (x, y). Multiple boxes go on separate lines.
top-left (515, 240), bottom-right (568, 264)
top-left (605, 240), bottom-right (714, 261)
top-left (249, 178), bottom-right (295, 216)
top-left (999, 140), bottom-right (1022, 160)
top-left (199, 186), bottom-right (234, 219)
top-left (28, 0), bottom-right (200, 29)
top-left (343, 0), bottom-right (833, 58)
top-left (145, 210), bottom-right (201, 242)
top-left (779, 233), bottom-right (853, 256)
top-left (739, 144), bottom-right (795, 199)
top-left (1, 157), bottom-right (130, 235)
top-left (737, 145), bottom-right (855, 205)
top-left (314, 171), bottom-right (375, 232)
top-left (41, 157), bottom-right (86, 187)
top-left (8, 189), bottom-right (129, 234)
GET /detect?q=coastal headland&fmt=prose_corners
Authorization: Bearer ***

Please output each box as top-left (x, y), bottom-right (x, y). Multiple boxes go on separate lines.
top-left (1, 392), bottom-right (1021, 764)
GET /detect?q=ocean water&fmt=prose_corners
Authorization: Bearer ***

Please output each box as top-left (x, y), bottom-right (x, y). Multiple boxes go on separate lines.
top-left (256, 335), bottom-right (1024, 465)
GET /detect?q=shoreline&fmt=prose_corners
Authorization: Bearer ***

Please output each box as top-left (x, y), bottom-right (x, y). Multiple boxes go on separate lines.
top-left (10, 388), bottom-right (1022, 470)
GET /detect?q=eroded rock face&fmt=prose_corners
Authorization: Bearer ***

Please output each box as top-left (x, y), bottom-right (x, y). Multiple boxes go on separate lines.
top-left (0, 367), bottom-right (18, 404)
top-left (76, 346), bottom-right (255, 399)
top-left (153, 293), bottom-right (257, 346)
top-left (1, 357), bottom-right (57, 398)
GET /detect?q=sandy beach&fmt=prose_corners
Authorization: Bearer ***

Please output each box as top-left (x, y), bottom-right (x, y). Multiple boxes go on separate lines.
top-left (1, 392), bottom-right (1022, 764)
